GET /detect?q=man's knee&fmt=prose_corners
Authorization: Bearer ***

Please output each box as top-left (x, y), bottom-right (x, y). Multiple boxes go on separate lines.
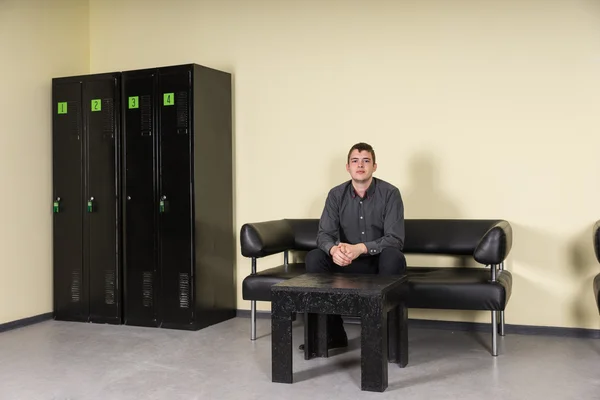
top-left (378, 247), bottom-right (407, 275)
top-left (305, 248), bottom-right (331, 273)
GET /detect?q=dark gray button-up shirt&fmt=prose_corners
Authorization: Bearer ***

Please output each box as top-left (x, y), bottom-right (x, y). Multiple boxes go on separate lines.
top-left (316, 177), bottom-right (405, 256)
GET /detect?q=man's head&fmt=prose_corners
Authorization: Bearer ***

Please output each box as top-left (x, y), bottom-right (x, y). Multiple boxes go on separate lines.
top-left (346, 142), bottom-right (377, 184)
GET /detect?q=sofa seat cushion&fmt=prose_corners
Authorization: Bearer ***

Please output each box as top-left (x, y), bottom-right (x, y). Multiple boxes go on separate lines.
top-left (242, 263), bottom-right (306, 301)
top-left (406, 267), bottom-right (512, 310)
top-left (594, 273), bottom-right (600, 313)
top-left (243, 264), bottom-right (512, 310)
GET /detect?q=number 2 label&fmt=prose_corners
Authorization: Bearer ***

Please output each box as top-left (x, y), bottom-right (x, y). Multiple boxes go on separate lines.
top-left (164, 93), bottom-right (174, 106)
top-left (91, 99), bottom-right (101, 112)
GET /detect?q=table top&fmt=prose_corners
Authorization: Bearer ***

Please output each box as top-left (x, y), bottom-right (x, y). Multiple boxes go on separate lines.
top-left (271, 273), bottom-right (407, 295)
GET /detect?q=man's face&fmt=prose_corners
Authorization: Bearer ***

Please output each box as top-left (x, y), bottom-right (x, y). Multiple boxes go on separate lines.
top-left (346, 149), bottom-right (377, 183)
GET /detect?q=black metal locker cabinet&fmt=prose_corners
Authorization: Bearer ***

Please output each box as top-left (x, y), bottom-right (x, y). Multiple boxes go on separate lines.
top-left (52, 73), bottom-right (122, 324)
top-left (52, 80), bottom-right (86, 322)
top-left (84, 76), bottom-right (122, 324)
top-left (187, 64), bottom-right (236, 330)
top-left (122, 64), bottom-right (236, 330)
top-left (121, 69), bottom-right (161, 327)
top-left (158, 67), bottom-right (195, 328)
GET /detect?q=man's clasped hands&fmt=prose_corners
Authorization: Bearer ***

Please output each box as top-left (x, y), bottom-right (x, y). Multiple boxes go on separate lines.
top-left (329, 243), bottom-right (368, 266)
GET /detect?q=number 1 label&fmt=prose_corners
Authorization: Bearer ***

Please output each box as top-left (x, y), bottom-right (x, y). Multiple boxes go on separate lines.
top-left (163, 93), bottom-right (174, 106)
top-left (91, 99), bottom-right (101, 112)
top-left (58, 102), bottom-right (67, 114)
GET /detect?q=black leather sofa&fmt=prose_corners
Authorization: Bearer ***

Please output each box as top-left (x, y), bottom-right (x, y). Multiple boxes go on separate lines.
top-left (240, 218), bottom-right (513, 356)
top-left (593, 220), bottom-right (600, 313)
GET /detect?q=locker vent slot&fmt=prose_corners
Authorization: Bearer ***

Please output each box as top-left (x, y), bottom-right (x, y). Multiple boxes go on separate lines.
top-left (70, 269), bottom-right (81, 303)
top-left (102, 99), bottom-right (114, 134)
top-left (176, 91), bottom-right (188, 129)
top-left (179, 273), bottom-right (190, 309)
top-left (141, 95), bottom-right (152, 135)
top-left (142, 271), bottom-right (153, 307)
top-left (104, 269), bottom-right (115, 305)
top-left (67, 101), bottom-right (82, 138)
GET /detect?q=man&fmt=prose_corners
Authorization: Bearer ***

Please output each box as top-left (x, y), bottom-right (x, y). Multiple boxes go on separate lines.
top-left (302, 142), bottom-right (407, 350)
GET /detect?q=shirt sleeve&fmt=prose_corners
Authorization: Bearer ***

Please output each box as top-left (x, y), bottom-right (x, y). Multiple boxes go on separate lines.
top-left (316, 189), bottom-right (340, 255)
top-left (364, 188), bottom-right (405, 255)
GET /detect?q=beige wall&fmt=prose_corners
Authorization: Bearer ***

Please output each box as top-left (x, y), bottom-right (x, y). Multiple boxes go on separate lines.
top-left (0, 0), bottom-right (89, 324)
top-left (91, 0), bottom-right (600, 329)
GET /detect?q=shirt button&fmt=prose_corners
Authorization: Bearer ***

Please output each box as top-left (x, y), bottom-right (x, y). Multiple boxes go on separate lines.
top-left (360, 216), bottom-right (363, 219)
top-left (361, 232), bottom-right (364, 234)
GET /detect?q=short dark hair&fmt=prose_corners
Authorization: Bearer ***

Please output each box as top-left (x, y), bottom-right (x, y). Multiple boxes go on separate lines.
top-left (347, 142), bottom-right (376, 164)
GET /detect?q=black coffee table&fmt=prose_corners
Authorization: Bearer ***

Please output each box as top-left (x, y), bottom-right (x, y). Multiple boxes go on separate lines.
top-left (270, 273), bottom-right (408, 392)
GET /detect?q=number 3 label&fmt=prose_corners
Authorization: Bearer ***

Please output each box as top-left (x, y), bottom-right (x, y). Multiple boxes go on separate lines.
top-left (91, 99), bottom-right (101, 112)
top-left (128, 96), bottom-right (139, 109)
top-left (163, 93), bottom-right (174, 106)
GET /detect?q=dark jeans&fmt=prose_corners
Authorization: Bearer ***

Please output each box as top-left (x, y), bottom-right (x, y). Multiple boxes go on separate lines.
top-left (305, 247), bottom-right (407, 337)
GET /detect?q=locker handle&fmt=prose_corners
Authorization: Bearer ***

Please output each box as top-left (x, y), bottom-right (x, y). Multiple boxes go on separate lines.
top-left (160, 196), bottom-right (167, 213)
top-left (53, 197), bottom-right (61, 213)
top-left (88, 197), bottom-right (94, 213)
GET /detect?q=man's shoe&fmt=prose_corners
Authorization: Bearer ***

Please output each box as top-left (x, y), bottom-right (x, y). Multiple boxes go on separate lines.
top-left (298, 332), bottom-right (348, 352)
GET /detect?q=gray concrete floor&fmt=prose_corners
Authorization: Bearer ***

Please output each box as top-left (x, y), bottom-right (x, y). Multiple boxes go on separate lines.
top-left (0, 317), bottom-right (599, 399)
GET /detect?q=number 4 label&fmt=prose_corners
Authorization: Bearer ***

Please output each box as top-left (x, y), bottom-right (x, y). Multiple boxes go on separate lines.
top-left (163, 93), bottom-right (174, 106)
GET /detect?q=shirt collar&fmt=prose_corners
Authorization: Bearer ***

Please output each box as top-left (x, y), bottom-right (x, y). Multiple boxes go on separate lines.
top-left (350, 177), bottom-right (377, 199)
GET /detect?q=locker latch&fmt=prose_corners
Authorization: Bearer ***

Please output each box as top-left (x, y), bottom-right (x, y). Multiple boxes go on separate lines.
top-left (53, 197), bottom-right (60, 213)
top-left (160, 196), bottom-right (167, 213)
top-left (88, 197), bottom-right (94, 213)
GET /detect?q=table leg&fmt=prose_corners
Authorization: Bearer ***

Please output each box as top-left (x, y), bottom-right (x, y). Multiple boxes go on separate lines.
top-left (361, 305), bottom-right (388, 392)
top-left (304, 313), bottom-right (329, 360)
top-left (272, 313), bottom-right (293, 384)
top-left (387, 303), bottom-right (408, 367)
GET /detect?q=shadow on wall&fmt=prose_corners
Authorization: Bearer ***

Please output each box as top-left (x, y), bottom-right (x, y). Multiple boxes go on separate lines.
top-left (401, 152), bottom-right (480, 268)
top-left (401, 152), bottom-right (462, 219)
top-left (568, 223), bottom-right (600, 330)
top-left (307, 154), bottom-right (349, 217)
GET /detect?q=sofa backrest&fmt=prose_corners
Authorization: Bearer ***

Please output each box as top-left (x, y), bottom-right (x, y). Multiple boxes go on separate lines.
top-left (286, 219), bottom-right (319, 251)
top-left (403, 219), bottom-right (506, 256)
top-left (241, 218), bottom-right (512, 264)
top-left (286, 218), bottom-right (509, 256)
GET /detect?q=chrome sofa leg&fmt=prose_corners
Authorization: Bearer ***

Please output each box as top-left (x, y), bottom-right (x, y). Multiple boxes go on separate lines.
top-left (250, 257), bottom-right (258, 341)
top-left (491, 310), bottom-right (498, 356)
top-left (499, 310), bottom-right (505, 336)
top-left (251, 300), bottom-right (257, 340)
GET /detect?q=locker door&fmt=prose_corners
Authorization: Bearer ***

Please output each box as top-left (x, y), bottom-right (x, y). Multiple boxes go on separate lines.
top-left (52, 81), bottom-right (86, 321)
top-left (158, 67), bottom-right (194, 326)
top-left (84, 76), bottom-right (121, 324)
top-left (123, 71), bottom-right (160, 327)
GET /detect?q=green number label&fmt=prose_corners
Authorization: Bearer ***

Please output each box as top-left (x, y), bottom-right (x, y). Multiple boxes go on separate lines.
top-left (91, 99), bottom-right (101, 112)
top-left (128, 96), bottom-right (139, 109)
top-left (164, 93), bottom-right (174, 106)
top-left (58, 102), bottom-right (67, 114)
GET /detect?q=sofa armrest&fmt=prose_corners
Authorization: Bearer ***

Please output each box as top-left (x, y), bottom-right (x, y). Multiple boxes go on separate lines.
top-left (593, 220), bottom-right (600, 264)
top-left (240, 219), bottom-right (295, 258)
top-left (473, 220), bottom-right (513, 265)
